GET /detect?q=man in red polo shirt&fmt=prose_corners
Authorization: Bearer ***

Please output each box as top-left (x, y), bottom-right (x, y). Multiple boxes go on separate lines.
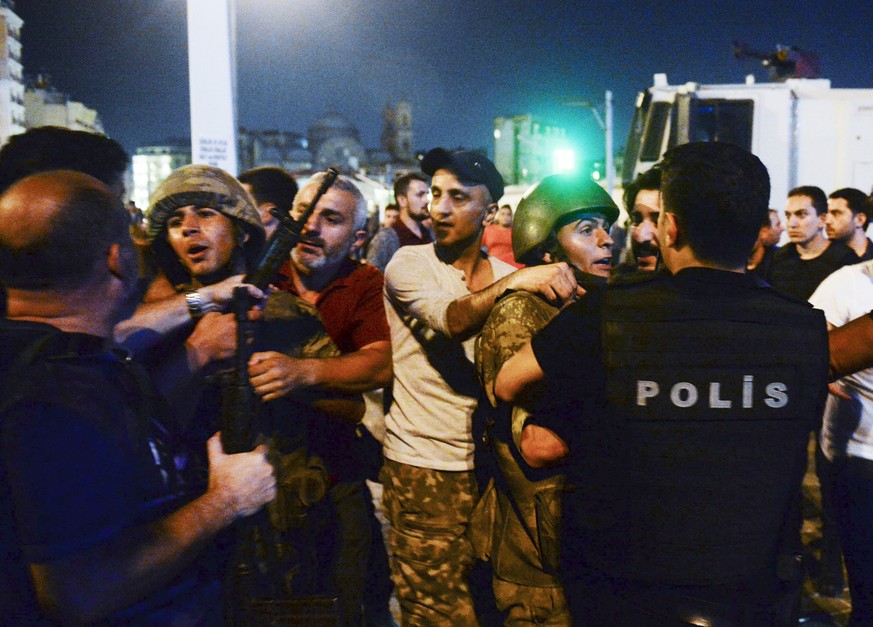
top-left (258, 172), bottom-right (393, 627)
top-left (263, 173), bottom-right (391, 397)
top-left (482, 204), bottom-right (523, 268)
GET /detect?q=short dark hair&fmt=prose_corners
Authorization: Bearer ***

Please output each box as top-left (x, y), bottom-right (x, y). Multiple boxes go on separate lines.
top-left (393, 172), bottom-right (429, 200)
top-left (237, 166), bottom-right (298, 213)
top-left (788, 185), bottom-right (827, 215)
top-left (0, 172), bottom-right (128, 290)
top-left (829, 187), bottom-right (871, 227)
top-left (623, 166), bottom-right (661, 213)
top-left (0, 127), bottom-right (130, 194)
top-left (660, 142), bottom-right (770, 268)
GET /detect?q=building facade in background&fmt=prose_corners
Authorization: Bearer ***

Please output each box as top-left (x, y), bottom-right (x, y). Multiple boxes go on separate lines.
top-left (24, 76), bottom-right (103, 133)
top-left (0, 1), bottom-right (24, 147)
top-left (238, 128), bottom-right (311, 172)
top-left (381, 100), bottom-right (415, 164)
top-left (493, 114), bottom-right (571, 186)
top-left (307, 111), bottom-right (368, 172)
top-left (131, 140), bottom-right (192, 210)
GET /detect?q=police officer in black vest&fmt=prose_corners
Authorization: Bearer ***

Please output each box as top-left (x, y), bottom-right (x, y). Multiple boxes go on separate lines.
top-left (495, 142), bottom-right (829, 625)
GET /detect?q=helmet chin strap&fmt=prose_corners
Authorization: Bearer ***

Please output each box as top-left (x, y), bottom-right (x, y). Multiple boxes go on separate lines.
top-left (229, 246), bottom-right (248, 276)
top-left (551, 248), bottom-right (608, 289)
top-left (193, 247), bottom-right (247, 288)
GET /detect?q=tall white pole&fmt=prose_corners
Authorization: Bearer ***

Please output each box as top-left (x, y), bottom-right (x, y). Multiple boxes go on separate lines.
top-left (187, 0), bottom-right (238, 174)
top-left (605, 90), bottom-right (614, 197)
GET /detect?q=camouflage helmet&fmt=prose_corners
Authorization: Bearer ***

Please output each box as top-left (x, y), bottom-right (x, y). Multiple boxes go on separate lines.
top-left (147, 164), bottom-right (265, 286)
top-left (512, 174), bottom-right (619, 265)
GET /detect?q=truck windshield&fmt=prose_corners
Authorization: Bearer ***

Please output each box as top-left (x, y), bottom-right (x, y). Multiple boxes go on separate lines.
top-left (622, 95), bottom-right (670, 185)
top-left (690, 99), bottom-right (754, 150)
top-left (640, 102), bottom-right (671, 162)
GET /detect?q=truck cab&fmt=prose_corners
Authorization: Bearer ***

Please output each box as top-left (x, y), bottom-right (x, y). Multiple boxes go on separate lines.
top-left (623, 74), bottom-right (873, 206)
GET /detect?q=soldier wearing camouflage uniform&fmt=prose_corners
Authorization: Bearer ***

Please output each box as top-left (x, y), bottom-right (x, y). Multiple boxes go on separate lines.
top-left (118, 165), bottom-right (362, 613)
top-left (472, 174), bottom-right (618, 625)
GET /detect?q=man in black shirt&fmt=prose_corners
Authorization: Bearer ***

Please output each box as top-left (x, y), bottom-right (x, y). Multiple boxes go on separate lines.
top-left (825, 187), bottom-right (873, 261)
top-left (366, 171), bottom-right (432, 272)
top-left (767, 185), bottom-right (857, 300)
top-left (496, 143), bottom-right (829, 625)
top-left (0, 170), bottom-right (276, 624)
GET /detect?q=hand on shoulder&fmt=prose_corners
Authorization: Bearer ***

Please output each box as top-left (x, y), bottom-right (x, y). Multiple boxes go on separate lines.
top-left (507, 262), bottom-right (581, 305)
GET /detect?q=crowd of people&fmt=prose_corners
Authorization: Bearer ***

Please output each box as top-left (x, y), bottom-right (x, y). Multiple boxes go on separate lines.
top-left (2, 126), bottom-right (873, 626)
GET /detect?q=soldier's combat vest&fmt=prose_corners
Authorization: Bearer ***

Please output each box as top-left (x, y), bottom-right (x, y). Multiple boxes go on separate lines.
top-left (180, 289), bottom-right (348, 601)
top-left (489, 438), bottom-right (564, 586)
top-left (471, 291), bottom-right (565, 588)
top-left (572, 274), bottom-right (828, 585)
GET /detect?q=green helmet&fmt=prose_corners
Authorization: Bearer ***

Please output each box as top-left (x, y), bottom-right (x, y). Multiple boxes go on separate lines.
top-left (147, 164), bottom-right (265, 286)
top-left (512, 174), bottom-right (619, 265)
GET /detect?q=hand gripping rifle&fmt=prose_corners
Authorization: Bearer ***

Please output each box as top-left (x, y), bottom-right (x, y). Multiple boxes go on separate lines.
top-left (219, 169), bottom-right (338, 623)
top-left (221, 168), bottom-right (339, 454)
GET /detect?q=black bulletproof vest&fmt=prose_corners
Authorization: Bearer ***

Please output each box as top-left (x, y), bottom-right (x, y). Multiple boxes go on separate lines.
top-left (572, 274), bottom-right (828, 585)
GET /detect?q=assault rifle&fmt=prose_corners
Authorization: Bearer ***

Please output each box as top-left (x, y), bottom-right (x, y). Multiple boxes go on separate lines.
top-left (219, 168), bottom-right (339, 625)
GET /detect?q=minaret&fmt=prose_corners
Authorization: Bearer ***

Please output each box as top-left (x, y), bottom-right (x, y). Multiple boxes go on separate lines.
top-left (381, 100), bottom-right (414, 163)
top-left (393, 100), bottom-right (413, 162)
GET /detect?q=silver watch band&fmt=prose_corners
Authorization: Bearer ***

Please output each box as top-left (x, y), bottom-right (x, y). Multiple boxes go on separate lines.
top-left (185, 290), bottom-right (204, 318)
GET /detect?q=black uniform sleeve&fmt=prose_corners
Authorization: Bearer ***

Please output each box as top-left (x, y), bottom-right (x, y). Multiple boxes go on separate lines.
top-left (2, 402), bottom-right (137, 563)
top-left (527, 289), bottom-right (607, 449)
top-left (532, 288), bottom-right (604, 379)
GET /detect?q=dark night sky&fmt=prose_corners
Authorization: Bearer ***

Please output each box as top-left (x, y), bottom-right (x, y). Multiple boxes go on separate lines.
top-left (14, 0), bottom-right (873, 161)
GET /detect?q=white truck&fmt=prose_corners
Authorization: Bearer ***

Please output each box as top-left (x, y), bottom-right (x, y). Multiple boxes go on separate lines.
top-left (622, 73), bottom-right (873, 206)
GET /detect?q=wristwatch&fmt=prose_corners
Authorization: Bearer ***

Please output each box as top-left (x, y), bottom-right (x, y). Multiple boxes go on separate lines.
top-left (185, 290), bottom-right (205, 318)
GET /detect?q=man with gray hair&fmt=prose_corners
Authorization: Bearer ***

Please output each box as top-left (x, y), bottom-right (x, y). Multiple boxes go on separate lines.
top-left (272, 172), bottom-right (394, 626)
top-left (270, 172), bottom-right (391, 402)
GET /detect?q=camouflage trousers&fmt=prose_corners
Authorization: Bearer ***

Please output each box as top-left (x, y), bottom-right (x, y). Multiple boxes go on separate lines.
top-left (380, 458), bottom-right (479, 626)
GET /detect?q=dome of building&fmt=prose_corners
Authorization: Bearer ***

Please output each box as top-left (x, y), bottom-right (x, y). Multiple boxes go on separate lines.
top-left (314, 136), bottom-right (367, 172)
top-left (308, 111), bottom-right (361, 153)
top-left (312, 111), bottom-right (355, 132)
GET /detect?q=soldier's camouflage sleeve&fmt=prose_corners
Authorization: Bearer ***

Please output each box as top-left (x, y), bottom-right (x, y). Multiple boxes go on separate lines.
top-left (475, 292), bottom-right (556, 408)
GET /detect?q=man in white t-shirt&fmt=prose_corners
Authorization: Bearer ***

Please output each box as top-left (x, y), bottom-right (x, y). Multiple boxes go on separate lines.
top-left (810, 259), bottom-right (873, 621)
top-left (381, 148), bottom-right (579, 624)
